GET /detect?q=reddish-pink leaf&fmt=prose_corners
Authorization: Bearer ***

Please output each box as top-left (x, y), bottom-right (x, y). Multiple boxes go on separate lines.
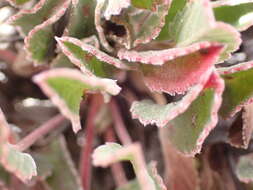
top-left (127, 43), bottom-right (223, 95)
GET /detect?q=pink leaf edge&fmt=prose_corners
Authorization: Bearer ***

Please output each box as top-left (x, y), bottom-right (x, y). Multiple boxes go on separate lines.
top-left (189, 71), bottom-right (225, 156)
top-left (56, 36), bottom-right (131, 71)
top-left (8, 0), bottom-right (47, 22)
top-left (218, 61), bottom-right (253, 117)
top-left (228, 103), bottom-right (253, 149)
top-left (0, 109), bottom-right (37, 182)
top-left (102, 0), bottom-right (130, 20)
top-left (23, 0), bottom-right (71, 63)
top-left (33, 68), bottom-right (121, 133)
top-left (130, 66), bottom-right (214, 127)
top-left (118, 41), bottom-right (220, 65)
top-left (92, 142), bottom-right (156, 190)
top-left (132, 0), bottom-right (171, 47)
top-left (218, 61), bottom-right (253, 75)
top-left (141, 44), bottom-right (223, 95)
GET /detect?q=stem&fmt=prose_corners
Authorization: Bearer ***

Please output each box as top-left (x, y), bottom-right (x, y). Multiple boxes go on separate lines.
top-left (0, 49), bottom-right (16, 64)
top-left (80, 94), bottom-right (102, 190)
top-left (109, 99), bottom-right (132, 145)
top-left (15, 114), bottom-right (66, 152)
top-left (104, 127), bottom-right (128, 187)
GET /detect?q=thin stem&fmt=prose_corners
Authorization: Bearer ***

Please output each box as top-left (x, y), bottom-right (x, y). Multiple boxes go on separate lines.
top-left (0, 49), bottom-right (16, 64)
top-left (80, 94), bottom-right (102, 190)
top-left (15, 114), bottom-right (66, 152)
top-left (109, 99), bottom-right (132, 145)
top-left (104, 127), bottom-right (128, 187)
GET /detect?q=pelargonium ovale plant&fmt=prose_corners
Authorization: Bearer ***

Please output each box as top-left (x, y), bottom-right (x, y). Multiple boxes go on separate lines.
top-left (1, 0), bottom-right (253, 189)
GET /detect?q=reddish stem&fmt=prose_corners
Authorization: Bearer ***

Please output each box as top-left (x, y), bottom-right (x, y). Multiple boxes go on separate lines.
top-left (80, 94), bottom-right (103, 190)
top-left (0, 49), bottom-right (16, 64)
top-left (109, 99), bottom-right (132, 145)
top-left (15, 114), bottom-right (66, 151)
top-left (104, 127), bottom-right (128, 187)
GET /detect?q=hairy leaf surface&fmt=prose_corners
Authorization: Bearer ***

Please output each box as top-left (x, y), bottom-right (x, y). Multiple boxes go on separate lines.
top-left (0, 109), bottom-right (37, 182)
top-left (219, 61), bottom-right (253, 118)
top-left (163, 72), bottom-right (224, 155)
top-left (93, 143), bottom-right (165, 190)
top-left (33, 68), bottom-right (121, 132)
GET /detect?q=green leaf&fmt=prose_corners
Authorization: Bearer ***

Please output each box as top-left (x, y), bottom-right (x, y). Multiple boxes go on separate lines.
top-left (66, 0), bottom-right (96, 38)
top-left (192, 22), bottom-right (241, 61)
top-left (33, 68), bottom-right (121, 133)
top-left (219, 61), bottom-right (253, 118)
top-left (33, 136), bottom-right (82, 190)
top-left (163, 72), bottom-right (224, 155)
top-left (169, 0), bottom-right (215, 46)
top-left (10, 0), bottom-right (68, 34)
top-left (116, 162), bottom-right (167, 190)
top-left (95, 0), bottom-right (170, 49)
top-left (0, 109), bottom-right (37, 182)
top-left (52, 0), bottom-right (96, 69)
top-left (93, 143), bottom-right (158, 190)
top-left (11, 0), bottom-right (71, 63)
top-left (126, 4), bottom-right (169, 48)
top-left (236, 153), bottom-right (253, 183)
top-left (6, 0), bottom-right (31, 6)
top-left (131, 83), bottom-right (208, 127)
top-left (214, 1), bottom-right (253, 31)
top-left (157, 0), bottom-right (187, 41)
top-left (131, 0), bottom-right (163, 10)
top-left (56, 36), bottom-right (130, 76)
top-left (165, 0), bottom-right (240, 61)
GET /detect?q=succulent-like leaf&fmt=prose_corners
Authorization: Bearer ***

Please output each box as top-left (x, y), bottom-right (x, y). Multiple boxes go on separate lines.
top-left (92, 142), bottom-right (158, 190)
top-left (95, 0), bottom-right (170, 49)
top-left (131, 0), bottom-right (165, 11)
top-left (122, 43), bottom-right (222, 95)
top-left (163, 72), bottom-right (224, 156)
top-left (236, 153), bottom-right (253, 183)
top-left (5, 0), bottom-right (31, 6)
top-left (228, 103), bottom-right (253, 149)
top-left (130, 67), bottom-right (213, 127)
top-left (65, 0), bottom-right (96, 38)
top-left (25, 0), bottom-right (71, 63)
top-left (56, 36), bottom-right (130, 76)
top-left (33, 68), bottom-right (121, 133)
top-left (116, 162), bottom-right (167, 190)
top-left (214, 1), bottom-right (253, 31)
top-left (161, 0), bottom-right (241, 61)
top-left (33, 136), bottom-right (82, 190)
top-left (125, 3), bottom-right (170, 47)
top-left (218, 61), bottom-right (253, 118)
top-left (157, 0), bottom-right (187, 41)
top-left (102, 0), bottom-right (130, 20)
top-left (192, 22), bottom-right (241, 61)
top-left (10, 0), bottom-right (67, 35)
top-left (10, 0), bottom-right (71, 63)
top-left (0, 109), bottom-right (37, 182)
top-left (168, 0), bottom-right (215, 46)
top-left (53, 0), bottom-right (97, 68)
